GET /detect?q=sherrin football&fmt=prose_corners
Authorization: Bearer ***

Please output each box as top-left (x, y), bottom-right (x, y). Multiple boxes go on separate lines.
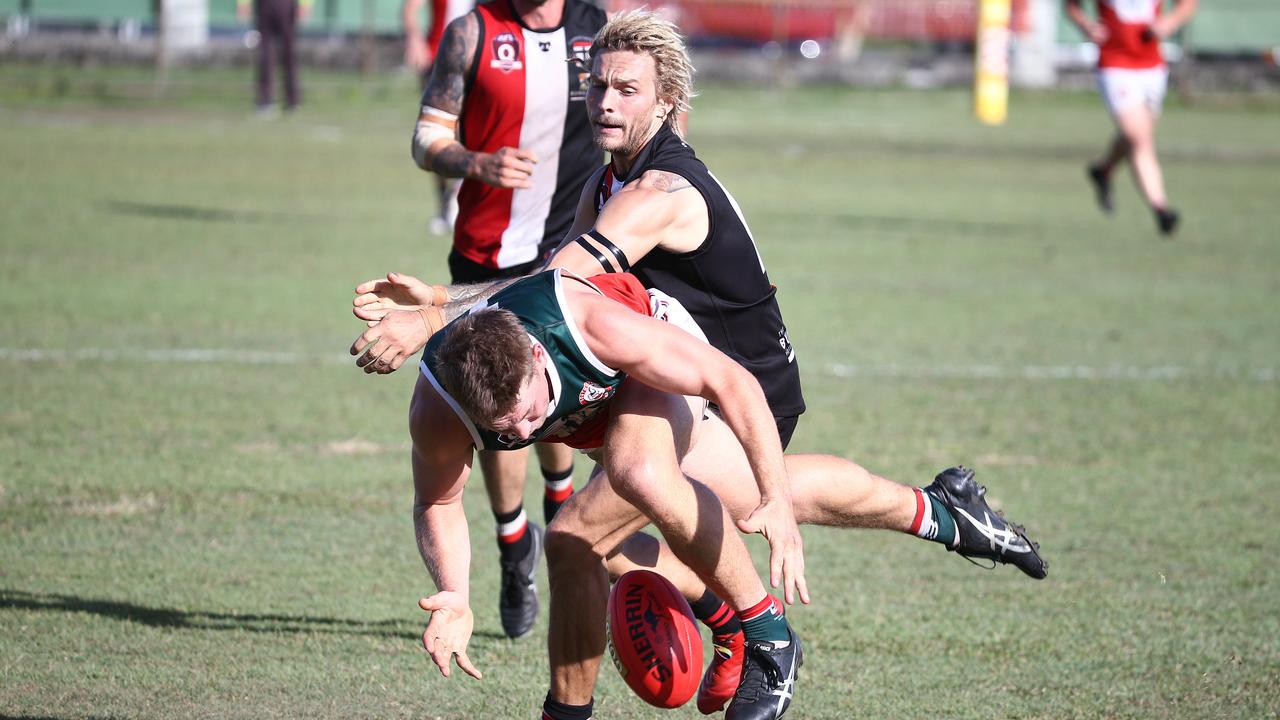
top-left (606, 570), bottom-right (703, 708)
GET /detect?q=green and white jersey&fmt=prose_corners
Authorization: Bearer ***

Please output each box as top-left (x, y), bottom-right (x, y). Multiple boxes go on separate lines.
top-left (419, 269), bottom-right (631, 451)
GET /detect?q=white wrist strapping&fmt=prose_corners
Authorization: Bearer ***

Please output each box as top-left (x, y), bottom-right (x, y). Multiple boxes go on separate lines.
top-left (412, 105), bottom-right (460, 170)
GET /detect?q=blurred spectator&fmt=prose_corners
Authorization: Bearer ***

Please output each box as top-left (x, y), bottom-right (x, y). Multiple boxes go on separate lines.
top-left (402, 0), bottom-right (475, 78)
top-left (238, 0), bottom-right (313, 115)
top-left (1067, 0), bottom-right (1198, 236)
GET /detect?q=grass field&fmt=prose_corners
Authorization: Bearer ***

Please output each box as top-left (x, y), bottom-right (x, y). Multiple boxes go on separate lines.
top-left (1, 65), bottom-right (1278, 719)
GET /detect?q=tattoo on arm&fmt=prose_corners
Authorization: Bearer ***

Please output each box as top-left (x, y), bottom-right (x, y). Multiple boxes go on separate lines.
top-left (420, 14), bottom-right (477, 177)
top-left (440, 279), bottom-right (520, 322)
top-left (421, 14), bottom-right (476, 114)
top-left (649, 171), bottom-right (694, 194)
top-left (431, 144), bottom-right (474, 178)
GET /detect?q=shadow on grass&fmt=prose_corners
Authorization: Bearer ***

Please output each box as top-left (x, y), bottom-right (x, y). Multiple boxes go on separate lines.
top-left (0, 588), bottom-right (507, 641)
top-left (103, 200), bottom-right (317, 225)
top-left (769, 209), bottom-right (1031, 238)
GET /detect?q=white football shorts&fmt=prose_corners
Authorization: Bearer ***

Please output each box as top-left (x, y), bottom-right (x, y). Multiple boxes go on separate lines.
top-left (1097, 66), bottom-right (1169, 117)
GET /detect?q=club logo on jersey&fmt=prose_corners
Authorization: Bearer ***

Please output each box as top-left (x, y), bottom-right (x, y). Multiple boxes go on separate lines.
top-left (569, 36), bottom-right (594, 100)
top-left (495, 432), bottom-right (524, 448)
top-left (490, 32), bottom-right (523, 73)
top-left (579, 381), bottom-right (612, 405)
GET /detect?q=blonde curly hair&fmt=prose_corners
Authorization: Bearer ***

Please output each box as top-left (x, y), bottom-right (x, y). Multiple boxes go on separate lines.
top-left (590, 10), bottom-right (696, 134)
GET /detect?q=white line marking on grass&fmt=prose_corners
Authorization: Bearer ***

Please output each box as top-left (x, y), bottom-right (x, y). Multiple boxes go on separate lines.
top-left (0, 348), bottom-right (325, 364)
top-left (1, 348), bottom-right (1274, 382)
top-left (821, 363), bottom-right (1276, 382)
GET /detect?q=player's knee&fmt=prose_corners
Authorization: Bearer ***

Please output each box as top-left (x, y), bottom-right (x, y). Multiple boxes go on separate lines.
top-left (1125, 128), bottom-right (1153, 148)
top-left (606, 459), bottom-right (667, 512)
top-left (545, 524), bottom-right (603, 580)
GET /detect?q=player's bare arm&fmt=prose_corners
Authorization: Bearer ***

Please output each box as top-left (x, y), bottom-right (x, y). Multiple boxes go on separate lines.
top-left (547, 170), bottom-right (708, 278)
top-left (1150, 0), bottom-right (1197, 40)
top-left (409, 376), bottom-right (483, 679)
top-left (401, 0), bottom-right (430, 70)
top-left (410, 13), bottom-right (538, 187)
top-left (411, 13), bottom-right (473, 172)
top-left (567, 286), bottom-right (809, 604)
top-left (1064, 0), bottom-right (1108, 44)
top-left (352, 273), bottom-right (510, 320)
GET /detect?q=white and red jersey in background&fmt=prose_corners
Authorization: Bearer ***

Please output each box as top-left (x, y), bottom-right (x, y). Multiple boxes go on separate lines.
top-left (454, 0), bottom-right (606, 270)
top-left (1097, 0), bottom-right (1165, 69)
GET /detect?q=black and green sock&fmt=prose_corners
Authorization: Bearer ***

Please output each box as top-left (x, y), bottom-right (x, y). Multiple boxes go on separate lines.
top-left (739, 594), bottom-right (789, 645)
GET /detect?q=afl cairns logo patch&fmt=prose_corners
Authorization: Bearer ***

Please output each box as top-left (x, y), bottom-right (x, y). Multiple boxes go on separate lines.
top-left (579, 381), bottom-right (612, 405)
top-left (490, 32), bottom-right (523, 73)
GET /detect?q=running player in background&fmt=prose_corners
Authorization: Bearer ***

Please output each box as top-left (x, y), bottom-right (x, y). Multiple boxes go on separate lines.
top-left (1066, 0), bottom-right (1198, 236)
top-left (401, 0), bottom-right (609, 640)
top-left (402, 0), bottom-right (473, 235)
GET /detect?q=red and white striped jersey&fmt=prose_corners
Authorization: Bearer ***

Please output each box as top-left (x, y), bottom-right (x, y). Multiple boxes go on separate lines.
top-left (453, 0), bottom-right (606, 270)
top-left (1097, 0), bottom-right (1165, 69)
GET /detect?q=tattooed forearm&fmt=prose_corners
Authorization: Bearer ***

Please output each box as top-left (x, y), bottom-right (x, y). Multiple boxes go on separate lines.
top-left (431, 143), bottom-right (475, 179)
top-left (417, 14), bottom-right (477, 177)
top-left (440, 279), bottom-right (520, 322)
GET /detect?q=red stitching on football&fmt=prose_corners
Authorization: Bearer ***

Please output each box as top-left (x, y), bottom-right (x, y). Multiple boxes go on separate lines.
top-left (607, 570), bottom-right (702, 709)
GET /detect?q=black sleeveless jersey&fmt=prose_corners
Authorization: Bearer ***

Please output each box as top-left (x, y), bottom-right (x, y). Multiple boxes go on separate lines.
top-left (594, 125), bottom-right (805, 419)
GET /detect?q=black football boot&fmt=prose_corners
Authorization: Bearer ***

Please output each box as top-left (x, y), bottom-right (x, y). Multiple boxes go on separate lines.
top-left (725, 624), bottom-right (802, 720)
top-left (923, 466), bottom-right (1048, 580)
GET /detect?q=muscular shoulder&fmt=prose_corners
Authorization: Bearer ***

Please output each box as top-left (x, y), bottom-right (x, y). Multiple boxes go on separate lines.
top-left (409, 371), bottom-right (476, 459)
top-left (609, 169), bottom-right (703, 219)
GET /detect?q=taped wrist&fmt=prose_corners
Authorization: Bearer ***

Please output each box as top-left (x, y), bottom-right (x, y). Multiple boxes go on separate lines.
top-left (415, 305), bottom-right (446, 337)
top-left (412, 106), bottom-right (459, 170)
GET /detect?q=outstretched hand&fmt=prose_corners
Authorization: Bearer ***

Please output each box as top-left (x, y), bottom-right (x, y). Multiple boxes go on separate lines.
top-left (353, 272), bottom-right (447, 322)
top-left (350, 308), bottom-right (437, 374)
top-left (419, 592), bottom-right (482, 679)
top-left (737, 496), bottom-right (810, 606)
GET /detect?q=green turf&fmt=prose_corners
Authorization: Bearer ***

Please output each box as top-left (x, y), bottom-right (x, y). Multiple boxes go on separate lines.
top-left (1, 66), bottom-right (1277, 719)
